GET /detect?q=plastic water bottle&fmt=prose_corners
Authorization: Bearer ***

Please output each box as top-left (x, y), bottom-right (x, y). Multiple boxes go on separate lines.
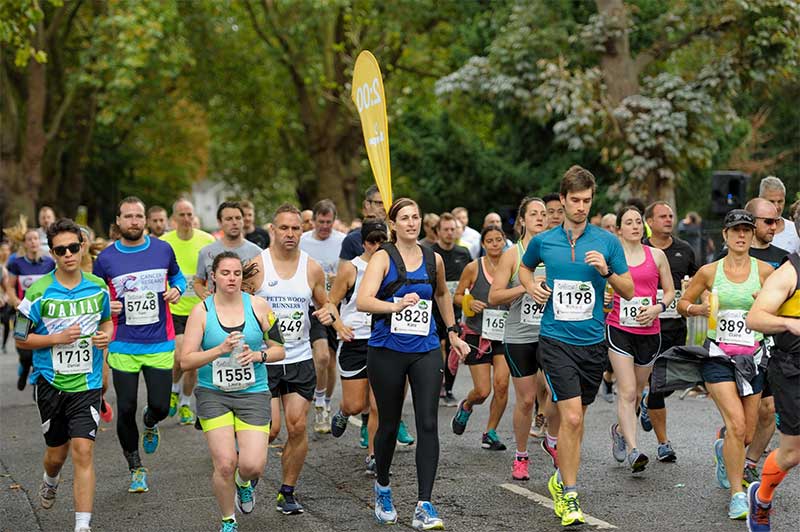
top-left (229, 335), bottom-right (245, 366)
top-left (708, 288), bottom-right (719, 331)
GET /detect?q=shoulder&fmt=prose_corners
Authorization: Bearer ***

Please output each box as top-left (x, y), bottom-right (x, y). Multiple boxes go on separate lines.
top-left (26, 273), bottom-right (55, 301)
top-left (195, 230), bottom-right (216, 245)
top-left (648, 246), bottom-right (667, 262)
top-left (81, 272), bottom-right (109, 291)
top-left (756, 259), bottom-right (775, 277)
top-left (199, 240), bottom-right (219, 255)
top-left (456, 246), bottom-right (471, 260)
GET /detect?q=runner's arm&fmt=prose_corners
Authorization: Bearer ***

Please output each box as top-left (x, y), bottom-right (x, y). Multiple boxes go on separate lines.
top-left (453, 261), bottom-right (477, 307)
top-left (327, 261), bottom-right (356, 339)
top-left (308, 258), bottom-right (336, 325)
top-left (677, 264), bottom-right (712, 317)
top-left (747, 262), bottom-right (800, 335)
top-left (4, 273), bottom-right (18, 308)
top-left (654, 248), bottom-right (676, 308)
top-left (488, 247), bottom-right (527, 306)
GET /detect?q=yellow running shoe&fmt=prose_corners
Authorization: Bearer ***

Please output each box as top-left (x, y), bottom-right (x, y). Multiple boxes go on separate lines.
top-left (548, 470), bottom-right (564, 518)
top-left (561, 492), bottom-right (586, 527)
top-left (178, 404), bottom-right (195, 425)
top-left (168, 392), bottom-right (179, 417)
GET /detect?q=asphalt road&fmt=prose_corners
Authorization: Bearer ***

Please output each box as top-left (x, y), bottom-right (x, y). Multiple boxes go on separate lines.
top-left (1, 342), bottom-right (797, 532)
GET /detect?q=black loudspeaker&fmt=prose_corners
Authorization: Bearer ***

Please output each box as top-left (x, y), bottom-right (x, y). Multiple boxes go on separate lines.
top-left (711, 171), bottom-right (750, 215)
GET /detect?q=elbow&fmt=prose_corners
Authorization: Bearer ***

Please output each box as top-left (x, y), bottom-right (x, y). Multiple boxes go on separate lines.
top-left (619, 282), bottom-right (635, 301)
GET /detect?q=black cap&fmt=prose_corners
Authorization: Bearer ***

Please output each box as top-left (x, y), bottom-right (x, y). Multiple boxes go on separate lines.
top-left (723, 209), bottom-right (756, 229)
top-left (361, 219), bottom-right (388, 242)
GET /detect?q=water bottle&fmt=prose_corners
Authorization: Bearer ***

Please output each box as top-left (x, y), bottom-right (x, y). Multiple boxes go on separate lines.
top-left (603, 283), bottom-right (614, 313)
top-left (229, 334), bottom-right (245, 366)
top-left (462, 288), bottom-right (476, 318)
top-left (708, 288), bottom-right (719, 332)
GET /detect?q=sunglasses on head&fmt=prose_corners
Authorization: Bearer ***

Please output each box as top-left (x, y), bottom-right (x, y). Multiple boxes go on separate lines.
top-left (52, 243), bottom-right (81, 256)
top-left (756, 217), bottom-right (779, 225)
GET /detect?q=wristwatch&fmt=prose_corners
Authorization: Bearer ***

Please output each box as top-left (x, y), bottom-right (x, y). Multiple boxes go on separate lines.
top-left (601, 268), bottom-right (613, 279)
top-left (446, 324), bottom-right (461, 335)
top-left (260, 351), bottom-right (268, 363)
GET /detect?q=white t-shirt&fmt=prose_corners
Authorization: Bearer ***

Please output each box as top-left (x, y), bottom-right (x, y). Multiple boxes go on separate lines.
top-left (460, 225), bottom-right (482, 259)
top-left (772, 217), bottom-right (799, 254)
top-left (300, 230), bottom-right (346, 287)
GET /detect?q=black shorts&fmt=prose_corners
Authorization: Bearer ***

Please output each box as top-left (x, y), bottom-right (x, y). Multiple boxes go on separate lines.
top-left (337, 339), bottom-right (368, 380)
top-left (309, 310), bottom-right (338, 352)
top-left (701, 357), bottom-right (765, 396)
top-left (172, 313), bottom-right (189, 335)
top-left (463, 334), bottom-right (504, 366)
top-left (606, 324), bottom-right (662, 367)
top-left (538, 336), bottom-right (607, 406)
top-left (769, 349), bottom-right (800, 436)
top-left (504, 342), bottom-right (540, 378)
top-left (660, 325), bottom-right (687, 351)
top-left (268, 358), bottom-right (316, 401)
top-left (35, 377), bottom-right (102, 447)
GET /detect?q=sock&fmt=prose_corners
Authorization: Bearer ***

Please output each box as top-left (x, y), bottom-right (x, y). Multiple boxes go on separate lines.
top-left (74, 512), bottom-right (91, 531)
top-left (314, 389), bottom-right (325, 407)
top-left (757, 450), bottom-right (788, 504)
top-left (222, 514), bottom-right (236, 523)
top-left (124, 450), bottom-right (142, 471)
top-left (171, 382), bottom-right (180, 394)
top-left (235, 469), bottom-right (250, 488)
top-left (515, 450), bottom-right (528, 460)
top-left (325, 396), bottom-right (331, 408)
top-left (546, 432), bottom-right (558, 449)
top-left (179, 393), bottom-right (191, 408)
top-left (563, 484), bottom-right (577, 495)
top-left (745, 458), bottom-right (758, 469)
top-left (279, 484), bottom-right (295, 495)
top-left (557, 469), bottom-right (562, 484)
top-left (43, 472), bottom-right (60, 487)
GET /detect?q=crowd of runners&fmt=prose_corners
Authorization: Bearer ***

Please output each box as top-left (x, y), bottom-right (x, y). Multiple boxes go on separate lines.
top-left (1, 171), bottom-right (799, 532)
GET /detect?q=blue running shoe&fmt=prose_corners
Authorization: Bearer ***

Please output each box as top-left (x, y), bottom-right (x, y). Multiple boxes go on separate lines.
top-left (412, 501), bottom-right (444, 530)
top-left (747, 481), bottom-right (771, 531)
top-left (276, 491), bottom-right (304, 514)
top-left (219, 519), bottom-right (238, 532)
top-left (714, 438), bottom-right (730, 489)
top-left (639, 391), bottom-right (652, 432)
top-left (330, 410), bottom-right (349, 438)
top-left (235, 473), bottom-right (255, 514)
top-left (373, 482), bottom-right (398, 524)
top-left (611, 423), bottom-right (626, 463)
top-left (397, 420), bottom-right (415, 446)
top-left (481, 429), bottom-right (507, 451)
top-left (657, 441), bottom-right (677, 462)
top-left (128, 467), bottom-right (149, 493)
top-left (451, 400), bottom-right (471, 435)
top-left (360, 424), bottom-right (369, 449)
top-left (729, 491), bottom-right (748, 520)
top-left (142, 408), bottom-right (160, 454)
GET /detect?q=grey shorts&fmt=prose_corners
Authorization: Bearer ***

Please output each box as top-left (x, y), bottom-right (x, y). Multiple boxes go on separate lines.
top-left (195, 386), bottom-right (271, 430)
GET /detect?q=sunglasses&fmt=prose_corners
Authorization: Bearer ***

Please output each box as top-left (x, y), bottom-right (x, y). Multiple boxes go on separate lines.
top-left (52, 243), bottom-right (81, 256)
top-left (756, 217), bottom-right (779, 225)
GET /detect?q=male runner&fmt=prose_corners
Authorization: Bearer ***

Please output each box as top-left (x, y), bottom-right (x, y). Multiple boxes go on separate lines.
top-left (339, 185), bottom-right (386, 261)
top-left (161, 199), bottom-right (215, 424)
top-left (16, 218), bottom-right (112, 532)
top-left (146, 206), bottom-right (168, 239)
top-left (642, 201), bottom-right (699, 462)
top-left (521, 166), bottom-right (633, 526)
top-left (6, 228), bottom-right (56, 390)
top-left (247, 203), bottom-right (335, 514)
top-left (716, 199), bottom-right (788, 268)
top-left (241, 199), bottom-right (271, 249)
top-left (759, 176), bottom-right (799, 254)
top-left (452, 207), bottom-right (481, 259)
top-left (93, 196), bottom-right (186, 493)
top-left (36, 206), bottom-right (56, 255)
top-left (300, 199), bottom-right (345, 432)
top-left (543, 193), bottom-right (565, 230)
top-left (301, 210), bottom-right (314, 233)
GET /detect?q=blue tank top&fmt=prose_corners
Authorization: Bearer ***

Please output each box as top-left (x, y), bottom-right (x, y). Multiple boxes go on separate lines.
top-left (197, 294), bottom-right (268, 393)
top-left (368, 254), bottom-right (440, 353)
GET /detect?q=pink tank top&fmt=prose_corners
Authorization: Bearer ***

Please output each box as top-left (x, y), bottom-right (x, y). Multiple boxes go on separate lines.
top-left (607, 245), bottom-right (661, 335)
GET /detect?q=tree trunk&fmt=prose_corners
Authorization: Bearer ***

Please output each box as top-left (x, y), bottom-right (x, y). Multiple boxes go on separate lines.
top-left (310, 140), bottom-right (359, 221)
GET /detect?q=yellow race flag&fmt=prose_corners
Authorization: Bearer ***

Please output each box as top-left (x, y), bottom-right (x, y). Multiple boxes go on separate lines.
top-left (352, 51), bottom-right (391, 213)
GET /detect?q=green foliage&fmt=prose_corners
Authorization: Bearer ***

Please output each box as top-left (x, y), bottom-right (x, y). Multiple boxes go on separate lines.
top-left (0, 0), bottom-right (61, 66)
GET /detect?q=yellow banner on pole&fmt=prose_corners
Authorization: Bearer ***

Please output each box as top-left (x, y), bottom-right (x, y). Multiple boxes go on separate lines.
top-left (352, 51), bottom-right (391, 213)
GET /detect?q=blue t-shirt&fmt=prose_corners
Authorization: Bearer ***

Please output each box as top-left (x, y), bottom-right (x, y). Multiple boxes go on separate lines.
top-left (521, 224), bottom-right (628, 346)
top-left (339, 230), bottom-right (363, 261)
top-left (7, 255), bottom-right (55, 300)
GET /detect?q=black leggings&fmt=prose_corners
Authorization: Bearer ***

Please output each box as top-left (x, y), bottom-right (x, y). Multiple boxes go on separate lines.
top-left (112, 366), bottom-right (172, 459)
top-left (367, 346), bottom-right (442, 501)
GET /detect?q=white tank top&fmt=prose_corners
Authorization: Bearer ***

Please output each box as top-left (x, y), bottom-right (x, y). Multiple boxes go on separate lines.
top-left (255, 249), bottom-right (313, 364)
top-left (339, 257), bottom-right (372, 340)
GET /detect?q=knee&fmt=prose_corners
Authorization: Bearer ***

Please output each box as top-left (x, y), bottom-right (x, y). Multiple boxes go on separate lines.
top-left (415, 415), bottom-right (437, 437)
top-left (760, 399), bottom-right (776, 417)
top-left (561, 409), bottom-right (583, 431)
top-left (727, 418), bottom-right (747, 443)
top-left (493, 380), bottom-right (509, 398)
top-left (516, 391), bottom-right (535, 413)
top-left (71, 442), bottom-right (94, 468)
top-left (286, 418), bottom-right (307, 439)
top-left (341, 398), bottom-right (366, 417)
top-left (472, 384), bottom-right (491, 404)
top-left (313, 346), bottom-right (330, 367)
top-left (214, 457), bottom-right (237, 479)
top-left (237, 459), bottom-right (265, 480)
top-left (617, 387), bottom-right (637, 405)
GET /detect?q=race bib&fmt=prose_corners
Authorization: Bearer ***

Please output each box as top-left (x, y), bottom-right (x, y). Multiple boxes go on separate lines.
top-left (716, 310), bottom-right (755, 346)
top-left (520, 293), bottom-right (544, 325)
top-left (125, 291), bottom-right (159, 325)
top-left (390, 298), bottom-right (432, 336)
top-left (347, 311), bottom-right (371, 330)
top-left (446, 281), bottom-right (458, 296)
top-left (212, 357), bottom-right (255, 392)
top-left (183, 275), bottom-right (195, 298)
top-left (482, 309), bottom-right (507, 341)
top-left (657, 289), bottom-right (680, 319)
top-left (553, 280), bottom-right (594, 322)
top-left (620, 296), bottom-right (652, 328)
top-left (277, 311), bottom-right (305, 342)
top-left (52, 336), bottom-right (93, 375)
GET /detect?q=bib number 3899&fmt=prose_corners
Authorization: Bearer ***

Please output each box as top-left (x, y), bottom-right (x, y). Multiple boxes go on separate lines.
top-left (390, 298), bottom-right (432, 336)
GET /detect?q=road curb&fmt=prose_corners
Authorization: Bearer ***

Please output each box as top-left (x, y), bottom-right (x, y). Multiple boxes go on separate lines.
top-left (0, 457), bottom-right (42, 532)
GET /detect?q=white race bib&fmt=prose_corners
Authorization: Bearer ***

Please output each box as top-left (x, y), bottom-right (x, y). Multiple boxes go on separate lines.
top-left (212, 357), bottom-right (255, 392)
top-left (553, 280), bottom-right (595, 322)
top-left (481, 309), bottom-right (507, 341)
top-left (620, 296), bottom-right (652, 328)
top-left (52, 336), bottom-right (93, 375)
top-left (277, 311), bottom-right (305, 342)
top-left (446, 281), bottom-right (458, 296)
top-left (183, 275), bottom-right (195, 298)
top-left (390, 298), bottom-right (432, 336)
top-left (716, 310), bottom-right (755, 346)
top-left (657, 289), bottom-right (680, 319)
top-left (520, 293), bottom-right (544, 325)
top-left (124, 291), bottom-right (159, 325)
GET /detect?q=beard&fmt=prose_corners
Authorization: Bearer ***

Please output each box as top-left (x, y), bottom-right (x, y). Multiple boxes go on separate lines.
top-left (120, 227), bottom-right (144, 241)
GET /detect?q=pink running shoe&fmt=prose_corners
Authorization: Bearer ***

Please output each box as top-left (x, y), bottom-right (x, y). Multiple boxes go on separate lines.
top-left (100, 396), bottom-right (113, 423)
top-left (512, 456), bottom-right (530, 481)
top-left (541, 438), bottom-right (558, 469)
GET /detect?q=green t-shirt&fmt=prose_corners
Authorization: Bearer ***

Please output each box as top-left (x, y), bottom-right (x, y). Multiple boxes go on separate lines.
top-left (161, 229), bottom-right (216, 316)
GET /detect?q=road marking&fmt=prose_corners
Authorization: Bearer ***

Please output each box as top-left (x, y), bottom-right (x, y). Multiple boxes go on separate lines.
top-left (499, 483), bottom-right (617, 529)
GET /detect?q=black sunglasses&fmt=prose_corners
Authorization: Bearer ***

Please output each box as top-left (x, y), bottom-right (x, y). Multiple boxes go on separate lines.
top-left (756, 217), bottom-right (779, 225)
top-left (52, 243), bottom-right (81, 256)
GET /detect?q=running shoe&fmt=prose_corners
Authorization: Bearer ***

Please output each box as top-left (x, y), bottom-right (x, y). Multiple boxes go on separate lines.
top-left (729, 491), bottom-right (749, 520)
top-left (276, 491), bottom-right (304, 514)
top-left (219, 519), bottom-right (238, 532)
top-left (168, 392), bottom-right (179, 417)
top-left (313, 406), bottom-right (330, 434)
top-left (482, 429), bottom-right (507, 451)
top-left (657, 441), bottom-right (677, 462)
top-left (747, 481), bottom-right (771, 532)
top-left (600, 379), bottom-right (615, 403)
top-left (373, 482), bottom-right (398, 524)
top-left (611, 423), bottom-right (626, 463)
top-left (441, 391), bottom-right (458, 407)
top-left (717, 425), bottom-right (727, 440)
top-left (530, 413), bottom-right (546, 438)
top-left (397, 420), bottom-right (415, 445)
top-left (360, 424), bottom-right (369, 449)
top-left (743, 464), bottom-right (760, 488)
top-left (100, 397), bottom-right (113, 423)
top-left (128, 467), bottom-right (149, 493)
top-left (512, 455), bottom-right (530, 481)
top-left (235, 475), bottom-right (255, 514)
top-left (330, 410), bottom-right (349, 438)
top-left (39, 479), bottom-right (58, 509)
top-left (547, 470), bottom-right (564, 518)
top-left (627, 448), bottom-right (649, 473)
top-left (365, 454), bottom-right (376, 476)
top-left (561, 492), bottom-right (586, 527)
top-left (541, 438), bottom-right (559, 469)
top-left (178, 404), bottom-right (195, 425)
top-left (451, 400), bottom-right (472, 435)
top-left (714, 438), bottom-right (731, 489)
top-left (639, 391), bottom-right (652, 432)
top-left (412, 501), bottom-right (444, 530)
top-left (141, 408), bottom-right (160, 454)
